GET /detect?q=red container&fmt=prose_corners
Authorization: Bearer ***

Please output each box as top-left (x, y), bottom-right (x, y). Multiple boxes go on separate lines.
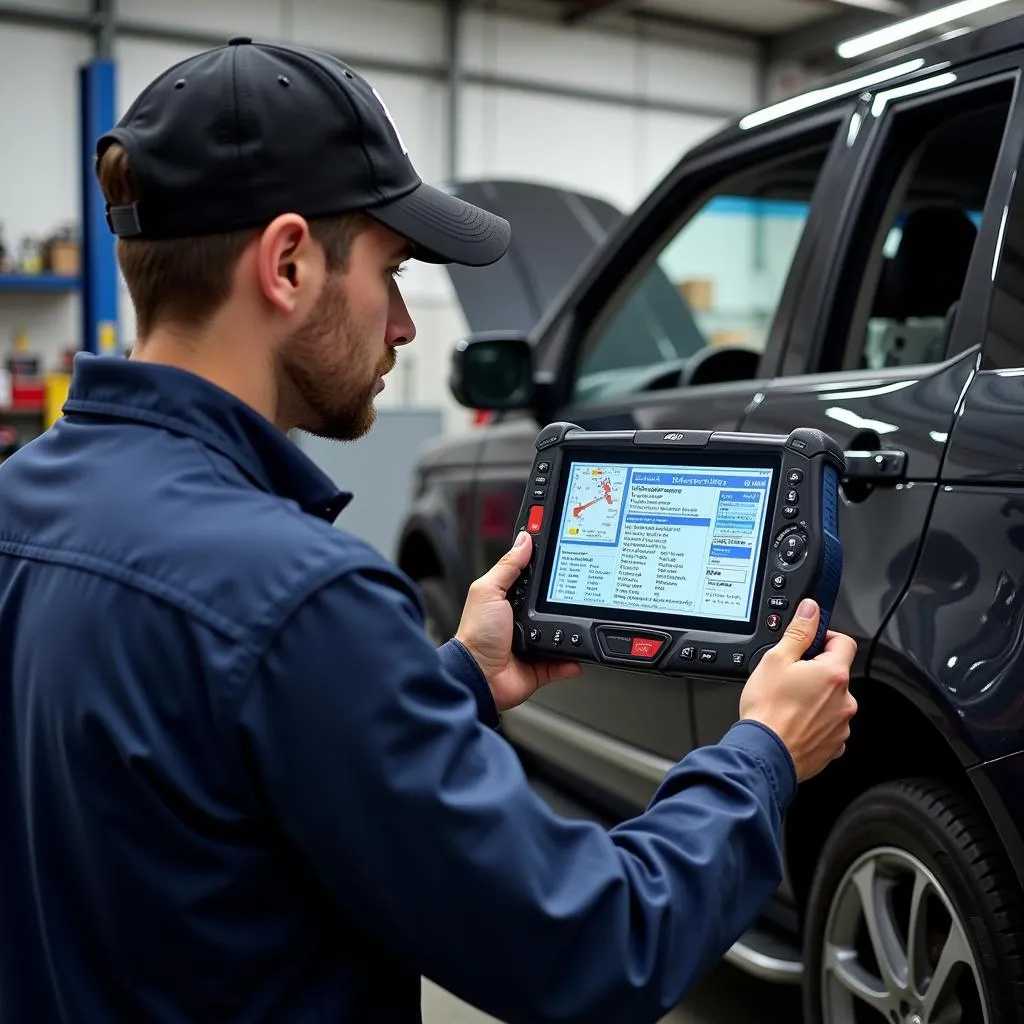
top-left (11, 377), bottom-right (45, 409)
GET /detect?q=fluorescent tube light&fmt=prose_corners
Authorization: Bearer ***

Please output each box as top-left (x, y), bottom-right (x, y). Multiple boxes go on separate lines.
top-left (837, 0), bottom-right (1014, 59)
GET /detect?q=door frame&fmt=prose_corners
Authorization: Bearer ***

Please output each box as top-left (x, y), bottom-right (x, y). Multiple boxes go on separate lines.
top-left (525, 103), bottom-right (859, 416)
top-left (776, 58), bottom-right (1024, 383)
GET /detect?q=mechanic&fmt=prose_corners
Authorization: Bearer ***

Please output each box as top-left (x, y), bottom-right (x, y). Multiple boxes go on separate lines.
top-left (0, 38), bottom-right (858, 1024)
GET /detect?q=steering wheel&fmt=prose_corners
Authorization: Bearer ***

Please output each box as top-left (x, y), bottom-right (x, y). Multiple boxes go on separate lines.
top-left (681, 345), bottom-right (761, 388)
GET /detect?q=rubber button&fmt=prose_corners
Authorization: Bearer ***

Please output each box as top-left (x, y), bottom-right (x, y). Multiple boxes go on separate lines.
top-left (630, 638), bottom-right (663, 659)
top-left (527, 505), bottom-right (544, 534)
top-left (779, 534), bottom-right (806, 564)
top-left (228, 35), bottom-right (253, 45)
top-left (771, 573), bottom-right (786, 590)
top-left (767, 614), bottom-right (783, 631)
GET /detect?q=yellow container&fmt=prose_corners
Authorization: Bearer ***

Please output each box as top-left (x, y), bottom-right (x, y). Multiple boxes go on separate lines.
top-left (44, 372), bottom-right (70, 429)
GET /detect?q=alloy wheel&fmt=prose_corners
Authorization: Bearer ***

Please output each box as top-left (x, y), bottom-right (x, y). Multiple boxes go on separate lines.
top-left (821, 845), bottom-right (987, 1024)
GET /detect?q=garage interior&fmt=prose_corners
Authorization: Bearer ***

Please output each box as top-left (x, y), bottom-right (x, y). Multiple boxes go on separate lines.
top-left (3, 1), bottom-right (1024, 1022)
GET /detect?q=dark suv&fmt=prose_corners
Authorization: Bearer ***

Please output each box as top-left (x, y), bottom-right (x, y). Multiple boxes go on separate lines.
top-left (397, 16), bottom-right (1024, 1022)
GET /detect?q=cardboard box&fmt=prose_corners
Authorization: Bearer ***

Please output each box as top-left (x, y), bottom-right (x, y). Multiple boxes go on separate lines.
top-left (678, 278), bottom-right (715, 313)
top-left (48, 239), bottom-right (80, 277)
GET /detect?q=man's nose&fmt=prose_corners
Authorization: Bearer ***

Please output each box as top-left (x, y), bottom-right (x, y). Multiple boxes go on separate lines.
top-left (387, 280), bottom-right (416, 347)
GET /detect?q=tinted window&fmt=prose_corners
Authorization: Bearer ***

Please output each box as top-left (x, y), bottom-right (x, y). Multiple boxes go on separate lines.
top-left (571, 143), bottom-right (831, 404)
top-left (820, 84), bottom-right (1013, 373)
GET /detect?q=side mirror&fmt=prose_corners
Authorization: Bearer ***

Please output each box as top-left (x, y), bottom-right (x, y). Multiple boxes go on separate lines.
top-left (449, 331), bottom-right (536, 411)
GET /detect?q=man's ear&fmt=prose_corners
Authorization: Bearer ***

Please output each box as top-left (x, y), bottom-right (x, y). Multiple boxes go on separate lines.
top-left (256, 214), bottom-right (320, 315)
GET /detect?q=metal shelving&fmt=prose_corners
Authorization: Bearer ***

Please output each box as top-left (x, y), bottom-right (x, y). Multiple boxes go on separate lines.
top-left (0, 3), bottom-right (119, 357)
top-left (0, 274), bottom-right (81, 294)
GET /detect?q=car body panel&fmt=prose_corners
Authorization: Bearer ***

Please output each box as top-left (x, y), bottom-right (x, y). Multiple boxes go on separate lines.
top-left (397, 432), bottom-right (485, 626)
top-left (969, 749), bottom-right (1024, 892)
top-left (941, 369), bottom-right (1024, 484)
top-left (877, 484), bottom-right (1024, 765)
top-left (738, 352), bottom-right (978, 647)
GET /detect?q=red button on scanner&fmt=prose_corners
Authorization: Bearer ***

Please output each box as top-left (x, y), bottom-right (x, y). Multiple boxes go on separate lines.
top-left (630, 637), bottom-right (664, 659)
top-left (527, 505), bottom-right (545, 534)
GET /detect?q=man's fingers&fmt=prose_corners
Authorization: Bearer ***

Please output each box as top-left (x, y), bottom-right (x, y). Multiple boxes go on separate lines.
top-left (771, 598), bottom-right (820, 662)
top-left (476, 532), bottom-right (532, 595)
top-left (533, 660), bottom-right (583, 687)
top-left (817, 630), bottom-right (858, 669)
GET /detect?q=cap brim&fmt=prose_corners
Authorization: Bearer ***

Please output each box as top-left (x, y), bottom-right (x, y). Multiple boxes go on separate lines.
top-left (367, 182), bottom-right (511, 268)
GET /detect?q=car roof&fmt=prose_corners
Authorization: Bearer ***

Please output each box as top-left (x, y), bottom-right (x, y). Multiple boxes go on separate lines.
top-left (687, 10), bottom-right (1024, 162)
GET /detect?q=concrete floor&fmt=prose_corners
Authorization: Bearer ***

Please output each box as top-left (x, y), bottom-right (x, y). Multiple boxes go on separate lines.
top-left (421, 961), bottom-right (804, 1023)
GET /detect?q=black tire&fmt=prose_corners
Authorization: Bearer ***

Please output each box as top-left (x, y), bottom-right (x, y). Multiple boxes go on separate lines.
top-left (801, 779), bottom-right (1024, 1024)
top-left (417, 576), bottom-right (460, 645)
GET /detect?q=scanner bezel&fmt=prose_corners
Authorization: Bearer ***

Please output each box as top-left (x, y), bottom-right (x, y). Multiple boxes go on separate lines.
top-left (508, 423), bottom-right (845, 678)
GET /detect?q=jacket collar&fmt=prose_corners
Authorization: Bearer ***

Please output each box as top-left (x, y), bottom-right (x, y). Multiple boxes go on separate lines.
top-left (63, 353), bottom-right (352, 523)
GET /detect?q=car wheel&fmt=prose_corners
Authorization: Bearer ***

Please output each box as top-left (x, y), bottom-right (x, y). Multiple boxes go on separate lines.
top-left (417, 576), bottom-right (459, 645)
top-left (801, 779), bottom-right (1024, 1024)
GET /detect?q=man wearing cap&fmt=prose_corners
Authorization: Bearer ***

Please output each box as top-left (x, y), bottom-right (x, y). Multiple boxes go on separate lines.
top-left (0, 38), bottom-right (857, 1024)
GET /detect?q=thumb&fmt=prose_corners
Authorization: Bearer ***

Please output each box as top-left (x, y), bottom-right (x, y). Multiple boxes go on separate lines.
top-left (773, 598), bottom-right (820, 661)
top-left (479, 531), bottom-right (532, 594)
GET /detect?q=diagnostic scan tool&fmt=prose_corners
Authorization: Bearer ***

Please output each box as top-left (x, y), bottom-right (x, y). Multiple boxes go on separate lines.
top-left (509, 422), bottom-right (845, 677)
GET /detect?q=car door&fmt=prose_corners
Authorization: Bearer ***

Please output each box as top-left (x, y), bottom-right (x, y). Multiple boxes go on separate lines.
top-left (492, 108), bottom-right (853, 814)
top-left (715, 64), bottom-right (1024, 752)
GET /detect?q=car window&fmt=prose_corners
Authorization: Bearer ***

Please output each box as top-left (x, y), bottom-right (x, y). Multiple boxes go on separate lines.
top-left (570, 142), bottom-right (833, 405)
top-left (819, 82), bottom-right (1014, 373)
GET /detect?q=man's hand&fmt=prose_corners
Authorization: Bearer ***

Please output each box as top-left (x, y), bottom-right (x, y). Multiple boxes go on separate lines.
top-left (455, 532), bottom-right (582, 713)
top-left (738, 599), bottom-right (858, 783)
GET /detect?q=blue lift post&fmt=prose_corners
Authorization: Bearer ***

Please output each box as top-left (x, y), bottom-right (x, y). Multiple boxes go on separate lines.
top-left (79, 58), bottom-right (119, 356)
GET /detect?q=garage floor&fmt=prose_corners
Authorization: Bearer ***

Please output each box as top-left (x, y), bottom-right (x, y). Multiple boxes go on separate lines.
top-left (421, 961), bottom-right (804, 1022)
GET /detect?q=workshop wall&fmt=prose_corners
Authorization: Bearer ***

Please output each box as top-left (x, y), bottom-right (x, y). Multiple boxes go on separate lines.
top-left (0, 0), bottom-right (761, 433)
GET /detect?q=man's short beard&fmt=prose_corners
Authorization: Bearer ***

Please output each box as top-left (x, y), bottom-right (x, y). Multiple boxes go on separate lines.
top-left (280, 277), bottom-right (391, 443)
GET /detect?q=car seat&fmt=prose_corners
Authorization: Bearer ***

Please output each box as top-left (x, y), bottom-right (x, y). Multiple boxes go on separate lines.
top-left (863, 205), bottom-right (978, 369)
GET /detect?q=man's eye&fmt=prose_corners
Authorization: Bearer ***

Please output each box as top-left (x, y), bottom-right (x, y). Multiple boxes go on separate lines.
top-left (389, 265), bottom-right (406, 279)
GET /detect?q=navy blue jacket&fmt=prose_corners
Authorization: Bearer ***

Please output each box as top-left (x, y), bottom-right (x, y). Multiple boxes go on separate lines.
top-left (0, 355), bottom-right (798, 1024)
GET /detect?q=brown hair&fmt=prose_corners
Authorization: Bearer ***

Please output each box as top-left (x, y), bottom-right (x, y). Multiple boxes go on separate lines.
top-left (96, 143), bottom-right (365, 339)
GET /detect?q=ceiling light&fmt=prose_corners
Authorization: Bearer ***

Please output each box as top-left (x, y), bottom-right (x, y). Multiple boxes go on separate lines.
top-left (837, 0), bottom-right (1014, 59)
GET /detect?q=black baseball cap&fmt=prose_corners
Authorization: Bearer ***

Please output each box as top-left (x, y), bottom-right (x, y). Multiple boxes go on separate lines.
top-left (96, 36), bottom-right (511, 267)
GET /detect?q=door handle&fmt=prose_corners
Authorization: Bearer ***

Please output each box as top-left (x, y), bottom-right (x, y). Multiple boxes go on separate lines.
top-left (842, 449), bottom-right (907, 483)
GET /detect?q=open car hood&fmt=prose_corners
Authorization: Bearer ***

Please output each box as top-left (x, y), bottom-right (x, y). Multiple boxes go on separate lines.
top-left (441, 180), bottom-right (624, 335)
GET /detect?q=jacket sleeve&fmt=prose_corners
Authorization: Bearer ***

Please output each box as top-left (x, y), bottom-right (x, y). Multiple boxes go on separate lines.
top-left (436, 637), bottom-right (501, 729)
top-left (236, 563), bottom-right (797, 1024)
